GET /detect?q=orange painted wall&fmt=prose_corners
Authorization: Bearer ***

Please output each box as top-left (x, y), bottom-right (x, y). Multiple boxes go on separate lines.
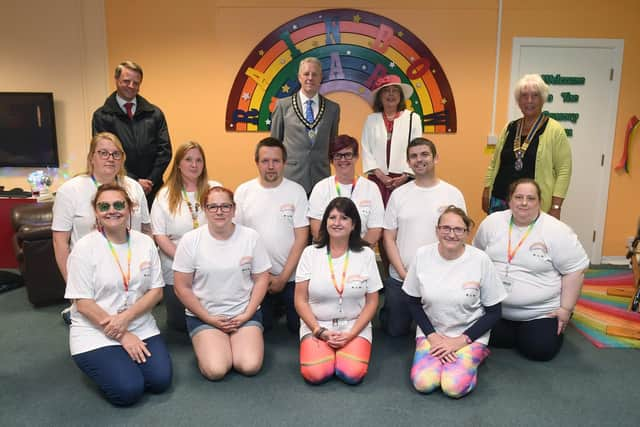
top-left (104, 0), bottom-right (640, 257)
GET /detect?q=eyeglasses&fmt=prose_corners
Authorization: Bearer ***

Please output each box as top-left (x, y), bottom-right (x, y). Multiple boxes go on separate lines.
top-left (97, 200), bottom-right (127, 212)
top-left (332, 152), bottom-right (354, 160)
top-left (206, 203), bottom-right (233, 213)
top-left (96, 149), bottom-right (123, 160)
top-left (437, 225), bottom-right (468, 236)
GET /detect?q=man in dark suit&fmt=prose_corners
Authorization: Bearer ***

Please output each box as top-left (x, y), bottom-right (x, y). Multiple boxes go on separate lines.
top-left (270, 57), bottom-right (340, 194)
top-left (92, 60), bottom-right (172, 207)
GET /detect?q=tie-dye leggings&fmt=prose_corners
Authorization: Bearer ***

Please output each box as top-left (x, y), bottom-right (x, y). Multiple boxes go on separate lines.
top-left (299, 335), bottom-right (371, 385)
top-left (410, 337), bottom-right (490, 398)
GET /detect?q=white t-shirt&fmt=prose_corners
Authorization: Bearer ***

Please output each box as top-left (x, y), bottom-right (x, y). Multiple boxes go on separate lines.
top-left (150, 180), bottom-right (221, 285)
top-left (383, 180), bottom-right (466, 280)
top-left (172, 225), bottom-right (272, 318)
top-left (295, 245), bottom-right (383, 342)
top-left (234, 177), bottom-right (309, 281)
top-left (64, 230), bottom-right (163, 355)
top-left (307, 176), bottom-right (384, 238)
top-left (473, 210), bottom-right (590, 321)
top-left (402, 243), bottom-right (507, 344)
top-left (52, 175), bottom-right (150, 247)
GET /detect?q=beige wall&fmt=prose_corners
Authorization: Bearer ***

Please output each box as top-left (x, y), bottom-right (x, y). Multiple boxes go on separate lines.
top-left (3, 0), bottom-right (639, 257)
top-left (0, 0), bottom-right (109, 190)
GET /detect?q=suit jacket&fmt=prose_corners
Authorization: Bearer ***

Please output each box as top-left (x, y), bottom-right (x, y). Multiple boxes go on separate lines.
top-left (270, 92), bottom-right (340, 193)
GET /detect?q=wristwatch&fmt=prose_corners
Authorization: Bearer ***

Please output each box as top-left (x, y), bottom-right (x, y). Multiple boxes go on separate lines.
top-left (551, 204), bottom-right (561, 210)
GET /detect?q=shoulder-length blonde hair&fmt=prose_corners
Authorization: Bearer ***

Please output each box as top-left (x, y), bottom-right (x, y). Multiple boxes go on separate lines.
top-left (164, 141), bottom-right (210, 215)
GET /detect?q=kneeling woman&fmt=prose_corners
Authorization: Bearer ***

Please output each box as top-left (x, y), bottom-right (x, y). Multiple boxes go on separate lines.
top-left (173, 186), bottom-right (271, 380)
top-left (295, 197), bottom-right (382, 385)
top-left (65, 184), bottom-right (172, 406)
top-left (403, 206), bottom-right (506, 398)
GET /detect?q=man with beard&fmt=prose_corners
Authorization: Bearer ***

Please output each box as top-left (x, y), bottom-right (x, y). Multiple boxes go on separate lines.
top-left (234, 137), bottom-right (309, 333)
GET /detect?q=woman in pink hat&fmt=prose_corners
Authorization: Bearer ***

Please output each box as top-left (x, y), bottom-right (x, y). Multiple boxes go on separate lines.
top-left (361, 75), bottom-right (423, 205)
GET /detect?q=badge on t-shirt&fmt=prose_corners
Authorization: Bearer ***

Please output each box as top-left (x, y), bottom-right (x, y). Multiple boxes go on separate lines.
top-left (279, 203), bottom-right (295, 225)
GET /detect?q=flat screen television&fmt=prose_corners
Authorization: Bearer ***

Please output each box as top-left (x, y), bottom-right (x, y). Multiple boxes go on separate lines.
top-left (0, 92), bottom-right (59, 167)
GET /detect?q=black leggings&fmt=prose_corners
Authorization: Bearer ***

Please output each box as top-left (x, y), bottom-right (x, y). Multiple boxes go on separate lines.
top-left (489, 317), bottom-right (563, 361)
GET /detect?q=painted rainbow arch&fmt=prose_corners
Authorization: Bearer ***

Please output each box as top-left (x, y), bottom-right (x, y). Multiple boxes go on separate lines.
top-left (226, 8), bottom-right (456, 134)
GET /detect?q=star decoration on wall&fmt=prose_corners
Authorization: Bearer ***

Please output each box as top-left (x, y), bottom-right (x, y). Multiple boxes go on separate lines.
top-left (258, 50), bottom-right (265, 56)
top-left (265, 119), bottom-right (271, 126)
top-left (281, 84), bottom-right (290, 93)
top-left (389, 61), bottom-right (396, 68)
top-left (241, 92), bottom-right (251, 101)
top-left (353, 14), bottom-right (361, 23)
top-left (397, 31), bottom-right (404, 38)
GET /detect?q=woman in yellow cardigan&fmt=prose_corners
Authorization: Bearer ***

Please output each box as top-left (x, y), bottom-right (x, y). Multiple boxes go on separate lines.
top-left (482, 74), bottom-right (572, 219)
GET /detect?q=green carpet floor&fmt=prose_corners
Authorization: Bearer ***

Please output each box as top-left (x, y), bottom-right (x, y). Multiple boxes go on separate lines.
top-left (1, 285), bottom-right (638, 427)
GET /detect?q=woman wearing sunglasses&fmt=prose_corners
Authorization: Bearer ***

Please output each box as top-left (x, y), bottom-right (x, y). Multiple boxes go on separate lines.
top-left (150, 141), bottom-right (220, 332)
top-left (402, 206), bottom-right (506, 398)
top-left (173, 186), bottom-right (271, 380)
top-left (65, 184), bottom-right (172, 406)
top-left (53, 132), bottom-right (151, 284)
top-left (307, 135), bottom-right (384, 246)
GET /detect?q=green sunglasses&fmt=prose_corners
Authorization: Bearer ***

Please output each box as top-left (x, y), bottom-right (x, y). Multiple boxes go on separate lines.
top-left (97, 200), bottom-right (127, 212)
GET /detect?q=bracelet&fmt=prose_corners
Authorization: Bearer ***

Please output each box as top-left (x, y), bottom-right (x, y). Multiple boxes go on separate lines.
top-left (462, 334), bottom-right (472, 344)
top-left (314, 327), bottom-right (327, 339)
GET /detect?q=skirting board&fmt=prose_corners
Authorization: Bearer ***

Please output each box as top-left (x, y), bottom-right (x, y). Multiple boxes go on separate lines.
top-left (600, 256), bottom-right (630, 266)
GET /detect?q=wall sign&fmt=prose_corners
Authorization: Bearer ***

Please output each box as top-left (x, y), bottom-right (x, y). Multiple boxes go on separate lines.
top-left (226, 8), bottom-right (457, 133)
top-left (541, 73), bottom-right (584, 137)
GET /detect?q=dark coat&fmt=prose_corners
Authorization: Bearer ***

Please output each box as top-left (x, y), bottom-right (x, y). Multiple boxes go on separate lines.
top-left (92, 92), bottom-right (172, 194)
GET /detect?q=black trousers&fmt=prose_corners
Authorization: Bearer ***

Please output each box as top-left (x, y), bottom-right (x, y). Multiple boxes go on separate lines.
top-left (489, 317), bottom-right (564, 361)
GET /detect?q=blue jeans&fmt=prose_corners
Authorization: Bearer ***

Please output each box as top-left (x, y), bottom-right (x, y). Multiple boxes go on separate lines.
top-left (261, 281), bottom-right (299, 333)
top-left (379, 277), bottom-right (412, 336)
top-left (72, 334), bottom-right (172, 406)
top-left (186, 310), bottom-right (264, 338)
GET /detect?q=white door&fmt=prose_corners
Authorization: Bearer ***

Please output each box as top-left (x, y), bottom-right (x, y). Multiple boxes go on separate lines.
top-left (509, 38), bottom-right (624, 263)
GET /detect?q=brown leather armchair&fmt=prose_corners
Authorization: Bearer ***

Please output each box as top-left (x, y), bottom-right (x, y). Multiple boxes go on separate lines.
top-left (11, 202), bottom-right (66, 307)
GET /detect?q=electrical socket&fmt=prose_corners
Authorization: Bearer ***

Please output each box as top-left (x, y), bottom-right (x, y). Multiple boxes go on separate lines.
top-left (487, 135), bottom-right (498, 146)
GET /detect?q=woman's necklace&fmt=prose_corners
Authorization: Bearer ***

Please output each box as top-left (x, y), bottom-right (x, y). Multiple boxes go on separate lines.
top-left (513, 114), bottom-right (546, 171)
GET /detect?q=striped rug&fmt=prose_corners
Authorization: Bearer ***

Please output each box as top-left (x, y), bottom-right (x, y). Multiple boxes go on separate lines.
top-left (573, 268), bottom-right (640, 348)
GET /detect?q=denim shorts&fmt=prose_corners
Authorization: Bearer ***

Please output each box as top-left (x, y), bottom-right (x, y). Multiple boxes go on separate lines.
top-left (186, 310), bottom-right (263, 338)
